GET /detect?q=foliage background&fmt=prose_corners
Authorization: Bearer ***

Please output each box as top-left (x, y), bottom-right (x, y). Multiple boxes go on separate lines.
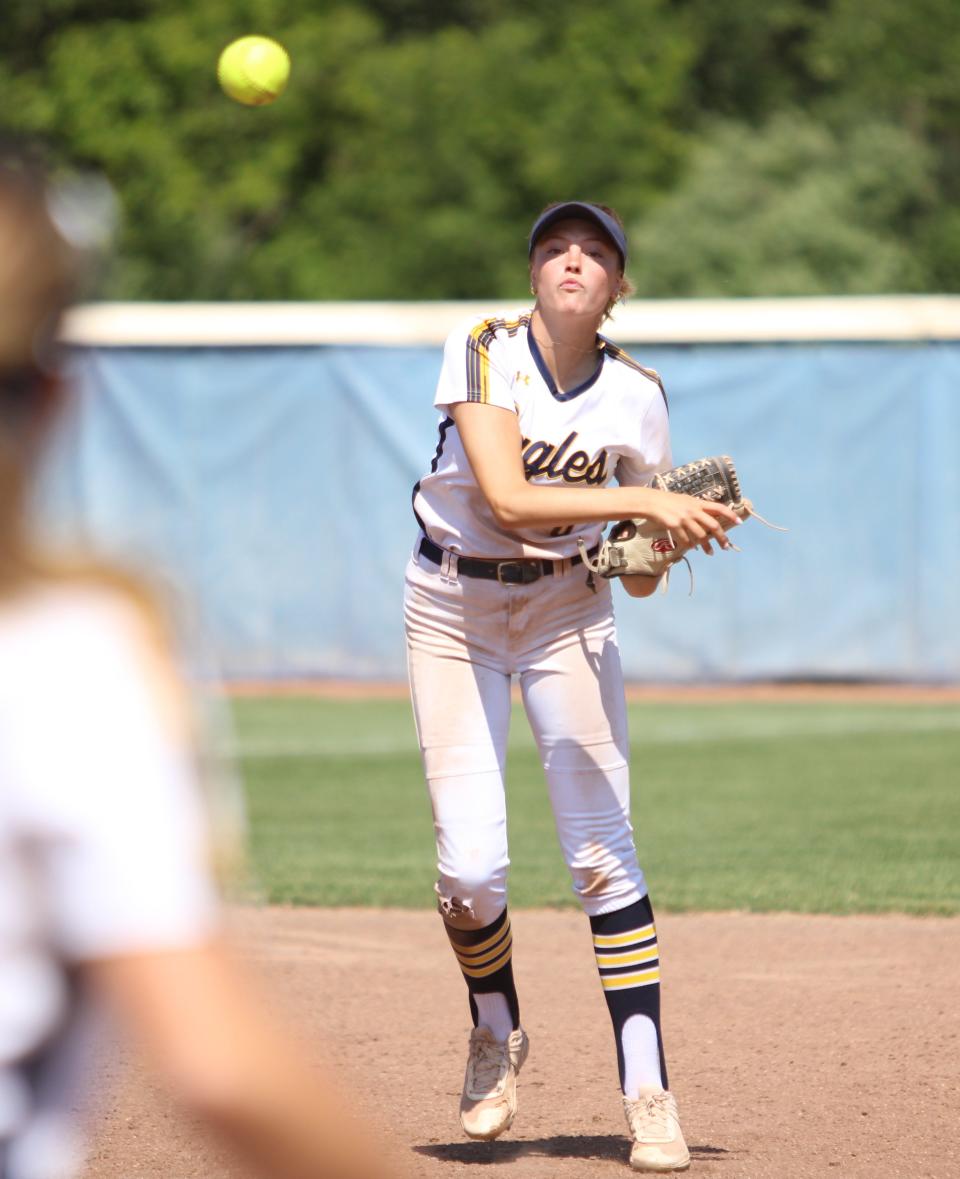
top-left (3, 0), bottom-right (959, 299)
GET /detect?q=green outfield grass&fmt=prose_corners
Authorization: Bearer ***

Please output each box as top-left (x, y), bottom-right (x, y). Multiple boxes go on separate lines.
top-left (229, 695), bottom-right (960, 915)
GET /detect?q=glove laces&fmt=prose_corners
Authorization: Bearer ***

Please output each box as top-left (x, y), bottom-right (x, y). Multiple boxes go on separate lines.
top-left (737, 498), bottom-right (788, 532)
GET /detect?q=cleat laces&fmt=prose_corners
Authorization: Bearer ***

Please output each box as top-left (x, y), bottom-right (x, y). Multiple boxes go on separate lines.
top-left (466, 1037), bottom-right (508, 1096)
top-left (626, 1091), bottom-right (677, 1142)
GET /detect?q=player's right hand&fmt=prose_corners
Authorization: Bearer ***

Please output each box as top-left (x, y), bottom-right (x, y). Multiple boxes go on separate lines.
top-left (642, 490), bottom-right (740, 552)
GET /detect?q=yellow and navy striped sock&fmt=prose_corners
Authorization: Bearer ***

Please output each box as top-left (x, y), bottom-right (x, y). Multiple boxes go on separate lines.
top-left (444, 907), bottom-right (520, 1030)
top-left (590, 895), bottom-right (667, 1089)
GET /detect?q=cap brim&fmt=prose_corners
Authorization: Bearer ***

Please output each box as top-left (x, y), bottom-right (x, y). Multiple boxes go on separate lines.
top-left (528, 202), bottom-right (627, 267)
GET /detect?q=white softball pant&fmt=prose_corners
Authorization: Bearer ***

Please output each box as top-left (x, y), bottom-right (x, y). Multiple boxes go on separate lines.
top-left (403, 543), bottom-right (647, 928)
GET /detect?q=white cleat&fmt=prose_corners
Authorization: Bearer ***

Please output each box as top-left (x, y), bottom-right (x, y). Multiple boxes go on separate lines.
top-left (459, 1025), bottom-right (529, 1140)
top-left (623, 1085), bottom-right (691, 1172)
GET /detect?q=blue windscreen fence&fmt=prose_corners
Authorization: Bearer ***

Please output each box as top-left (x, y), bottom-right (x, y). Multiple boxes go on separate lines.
top-left (35, 328), bottom-right (960, 683)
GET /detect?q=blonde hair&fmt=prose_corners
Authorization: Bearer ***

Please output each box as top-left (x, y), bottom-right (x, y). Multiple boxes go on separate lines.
top-left (0, 147), bottom-right (77, 373)
top-left (0, 147), bottom-right (174, 653)
top-left (0, 144), bottom-right (178, 638)
top-left (0, 142), bottom-right (79, 591)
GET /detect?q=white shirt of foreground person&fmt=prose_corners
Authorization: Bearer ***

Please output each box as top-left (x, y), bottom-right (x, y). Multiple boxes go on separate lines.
top-left (0, 583), bottom-right (219, 1179)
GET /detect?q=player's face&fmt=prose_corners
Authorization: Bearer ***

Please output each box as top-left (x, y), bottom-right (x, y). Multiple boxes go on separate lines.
top-left (530, 219), bottom-right (622, 320)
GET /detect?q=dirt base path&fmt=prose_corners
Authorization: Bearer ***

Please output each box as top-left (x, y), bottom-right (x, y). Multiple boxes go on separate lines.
top-left (82, 908), bottom-right (959, 1179)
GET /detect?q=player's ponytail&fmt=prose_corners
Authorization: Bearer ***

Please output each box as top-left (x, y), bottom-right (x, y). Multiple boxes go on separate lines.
top-left (0, 138), bottom-right (79, 591)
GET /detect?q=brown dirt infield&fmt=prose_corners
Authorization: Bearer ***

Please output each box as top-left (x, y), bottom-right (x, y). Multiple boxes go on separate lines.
top-left (82, 907), bottom-right (959, 1179)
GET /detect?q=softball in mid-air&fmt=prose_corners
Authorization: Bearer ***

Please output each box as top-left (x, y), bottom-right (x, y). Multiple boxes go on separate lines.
top-left (217, 36), bottom-right (291, 106)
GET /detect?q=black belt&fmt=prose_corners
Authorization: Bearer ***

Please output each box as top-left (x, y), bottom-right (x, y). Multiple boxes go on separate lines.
top-left (418, 536), bottom-right (598, 585)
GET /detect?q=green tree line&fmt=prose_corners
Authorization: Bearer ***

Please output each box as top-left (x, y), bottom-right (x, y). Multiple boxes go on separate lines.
top-left (3, 0), bottom-right (959, 299)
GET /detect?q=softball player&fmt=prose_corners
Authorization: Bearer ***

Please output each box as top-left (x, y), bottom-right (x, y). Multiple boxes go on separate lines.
top-left (0, 140), bottom-right (392, 1179)
top-left (405, 201), bottom-right (738, 1171)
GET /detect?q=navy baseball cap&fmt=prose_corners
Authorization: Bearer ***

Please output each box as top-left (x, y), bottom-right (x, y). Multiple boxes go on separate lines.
top-left (527, 202), bottom-right (627, 267)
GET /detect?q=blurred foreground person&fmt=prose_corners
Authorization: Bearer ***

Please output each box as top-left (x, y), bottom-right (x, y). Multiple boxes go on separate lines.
top-left (0, 140), bottom-right (392, 1179)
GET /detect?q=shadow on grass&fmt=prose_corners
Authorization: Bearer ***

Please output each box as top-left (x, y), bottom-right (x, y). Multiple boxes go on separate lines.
top-left (414, 1136), bottom-right (730, 1165)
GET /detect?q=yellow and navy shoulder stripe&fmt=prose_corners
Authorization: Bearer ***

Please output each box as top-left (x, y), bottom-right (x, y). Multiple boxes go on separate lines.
top-left (599, 339), bottom-right (668, 410)
top-left (592, 920), bottom-right (660, 991)
top-left (466, 314), bottom-right (531, 403)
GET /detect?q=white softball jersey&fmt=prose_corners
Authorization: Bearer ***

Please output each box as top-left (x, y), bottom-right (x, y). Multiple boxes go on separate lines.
top-left (413, 310), bottom-right (673, 561)
top-left (0, 584), bottom-right (219, 1179)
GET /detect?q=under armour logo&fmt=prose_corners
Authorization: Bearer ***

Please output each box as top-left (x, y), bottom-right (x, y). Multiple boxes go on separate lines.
top-left (652, 537), bottom-right (676, 553)
top-left (514, 371), bottom-right (531, 386)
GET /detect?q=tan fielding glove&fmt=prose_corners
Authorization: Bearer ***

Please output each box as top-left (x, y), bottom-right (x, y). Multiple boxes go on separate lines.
top-left (579, 455), bottom-right (768, 583)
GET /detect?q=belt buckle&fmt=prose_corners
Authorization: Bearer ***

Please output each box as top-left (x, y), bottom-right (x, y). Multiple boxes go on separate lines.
top-left (496, 560), bottom-right (540, 585)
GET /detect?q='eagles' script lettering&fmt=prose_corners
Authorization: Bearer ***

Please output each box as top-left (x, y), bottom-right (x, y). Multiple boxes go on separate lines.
top-left (520, 431), bottom-right (608, 485)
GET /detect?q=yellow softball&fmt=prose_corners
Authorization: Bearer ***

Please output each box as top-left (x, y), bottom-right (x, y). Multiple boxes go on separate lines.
top-left (217, 36), bottom-right (291, 106)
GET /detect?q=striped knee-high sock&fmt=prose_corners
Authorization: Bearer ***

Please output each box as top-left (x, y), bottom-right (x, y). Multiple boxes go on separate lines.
top-left (443, 907), bottom-right (520, 1031)
top-left (590, 895), bottom-right (667, 1092)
